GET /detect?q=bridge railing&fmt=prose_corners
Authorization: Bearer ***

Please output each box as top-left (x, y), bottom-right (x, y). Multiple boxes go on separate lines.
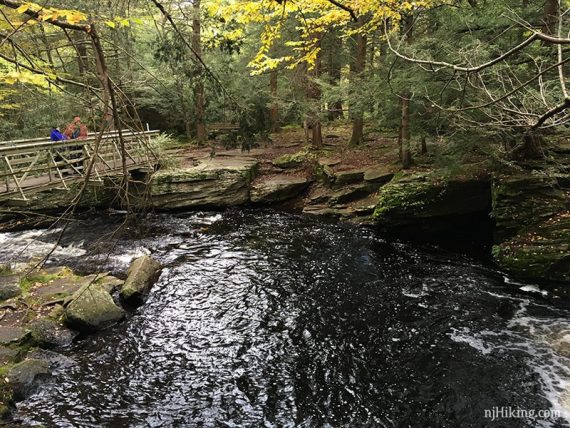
top-left (0, 129), bottom-right (159, 202)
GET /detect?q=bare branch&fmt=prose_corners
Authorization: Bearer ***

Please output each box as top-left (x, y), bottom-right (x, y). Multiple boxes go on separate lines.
top-left (532, 97), bottom-right (570, 129)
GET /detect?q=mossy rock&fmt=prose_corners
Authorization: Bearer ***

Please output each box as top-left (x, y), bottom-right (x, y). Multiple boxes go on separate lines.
top-left (373, 172), bottom-right (490, 226)
top-left (493, 212), bottom-right (570, 283)
top-left (64, 284), bottom-right (125, 332)
top-left (0, 375), bottom-right (12, 419)
top-left (315, 163), bottom-right (335, 185)
top-left (6, 359), bottom-right (50, 400)
top-left (29, 318), bottom-right (76, 348)
top-left (150, 158), bottom-right (258, 209)
top-left (272, 148), bottom-right (313, 169)
top-left (0, 347), bottom-right (17, 366)
top-left (120, 256), bottom-right (162, 306)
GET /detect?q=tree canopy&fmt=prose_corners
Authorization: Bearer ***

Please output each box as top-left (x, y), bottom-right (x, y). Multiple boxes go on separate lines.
top-left (0, 0), bottom-right (567, 163)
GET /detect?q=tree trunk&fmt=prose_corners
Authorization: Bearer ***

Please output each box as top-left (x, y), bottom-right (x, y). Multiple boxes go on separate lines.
top-left (349, 22), bottom-right (367, 147)
top-left (182, 92), bottom-right (192, 139)
top-left (306, 34), bottom-right (323, 148)
top-left (193, 0), bottom-right (206, 144)
top-left (75, 33), bottom-right (89, 76)
top-left (400, 14), bottom-right (413, 169)
top-left (401, 97), bottom-right (412, 168)
top-left (542, 0), bottom-right (558, 35)
top-left (269, 69), bottom-right (279, 132)
top-left (325, 31), bottom-right (343, 121)
top-left (520, 133), bottom-right (542, 158)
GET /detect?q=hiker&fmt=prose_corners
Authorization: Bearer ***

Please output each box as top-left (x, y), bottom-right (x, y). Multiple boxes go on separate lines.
top-left (50, 127), bottom-right (67, 141)
top-left (63, 116), bottom-right (88, 140)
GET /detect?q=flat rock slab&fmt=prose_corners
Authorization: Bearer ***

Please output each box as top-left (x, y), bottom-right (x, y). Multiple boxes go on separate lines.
top-left (151, 157), bottom-right (258, 209)
top-left (318, 157), bottom-right (341, 167)
top-left (197, 156), bottom-right (258, 172)
top-left (34, 277), bottom-right (86, 299)
top-left (251, 176), bottom-right (310, 203)
top-left (0, 326), bottom-right (28, 345)
top-left (333, 169), bottom-right (366, 187)
top-left (364, 165), bottom-right (395, 183)
top-left (329, 183), bottom-right (379, 205)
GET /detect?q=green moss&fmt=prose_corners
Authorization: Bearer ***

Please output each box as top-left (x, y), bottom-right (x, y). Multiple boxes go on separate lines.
top-left (491, 174), bottom-right (568, 239)
top-left (0, 362), bottom-right (14, 419)
top-left (314, 163), bottom-right (334, 185)
top-left (19, 267), bottom-right (75, 296)
top-left (493, 212), bottom-right (570, 282)
top-left (373, 173), bottom-right (448, 221)
top-left (273, 147), bottom-right (314, 168)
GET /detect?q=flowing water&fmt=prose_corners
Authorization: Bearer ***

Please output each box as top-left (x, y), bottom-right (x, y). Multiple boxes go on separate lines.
top-left (2, 210), bottom-right (570, 427)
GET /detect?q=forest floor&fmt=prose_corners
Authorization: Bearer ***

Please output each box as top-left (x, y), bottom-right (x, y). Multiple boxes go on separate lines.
top-left (168, 123), bottom-right (405, 179)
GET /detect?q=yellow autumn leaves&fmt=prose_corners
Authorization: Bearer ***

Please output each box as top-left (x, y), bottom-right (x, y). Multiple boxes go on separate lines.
top-left (14, 2), bottom-right (87, 25)
top-left (207, 0), bottom-right (442, 74)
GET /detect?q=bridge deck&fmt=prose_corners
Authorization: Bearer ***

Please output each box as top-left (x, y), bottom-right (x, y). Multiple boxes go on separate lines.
top-left (0, 130), bottom-right (159, 204)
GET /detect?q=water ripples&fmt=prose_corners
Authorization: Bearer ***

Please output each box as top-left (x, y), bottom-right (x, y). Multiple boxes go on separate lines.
top-left (4, 210), bottom-right (570, 427)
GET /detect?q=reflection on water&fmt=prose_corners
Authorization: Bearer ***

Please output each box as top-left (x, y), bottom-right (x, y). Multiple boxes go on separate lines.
top-left (1, 210), bottom-right (569, 427)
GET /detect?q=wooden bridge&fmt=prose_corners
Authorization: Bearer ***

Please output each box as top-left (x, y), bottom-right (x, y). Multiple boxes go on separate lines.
top-left (0, 129), bottom-right (159, 205)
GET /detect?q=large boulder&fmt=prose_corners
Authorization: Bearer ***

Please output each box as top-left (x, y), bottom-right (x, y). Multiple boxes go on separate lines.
top-left (0, 275), bottom-right (21, 301)
top-left (250, 176), bottom-right (310, 204)
top-left (29, 318), bottom-right (76, 348)
top-left (7, 359), bottom-right (50, 400)
top-left (64, 284), bottom-right (125, 332)
top-left (120, 256), bottom-right (162, 306)
top-left (373, 172), bottom-right (491, 226)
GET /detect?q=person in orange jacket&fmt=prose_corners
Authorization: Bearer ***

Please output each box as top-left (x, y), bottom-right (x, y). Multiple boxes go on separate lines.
top-left (63, 116), bottom-right (88, 140)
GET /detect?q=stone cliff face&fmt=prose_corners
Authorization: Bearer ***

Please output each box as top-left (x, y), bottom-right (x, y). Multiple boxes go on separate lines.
top-left (150, 157), bottom-right (258, 209)
top-left (373, 172), bottom-right (491, 226)
top-left (491, 173), bottom-right (570, 283)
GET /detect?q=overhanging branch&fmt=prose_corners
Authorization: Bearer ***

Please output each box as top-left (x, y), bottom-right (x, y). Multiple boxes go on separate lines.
top-left (0, 0), bottom-right (90, 32)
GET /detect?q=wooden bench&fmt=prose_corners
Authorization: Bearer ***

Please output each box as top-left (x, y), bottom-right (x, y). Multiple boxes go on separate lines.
top-left (207, 123), bottom-right (239, 139)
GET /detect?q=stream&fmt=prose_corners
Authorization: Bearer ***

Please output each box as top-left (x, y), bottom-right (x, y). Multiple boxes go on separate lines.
top-left (2, 210), bottom-right (570, 427)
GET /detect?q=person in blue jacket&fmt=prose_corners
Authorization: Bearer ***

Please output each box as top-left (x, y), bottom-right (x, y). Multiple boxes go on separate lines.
top-left (50, 127), bottom-right (67, 141)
